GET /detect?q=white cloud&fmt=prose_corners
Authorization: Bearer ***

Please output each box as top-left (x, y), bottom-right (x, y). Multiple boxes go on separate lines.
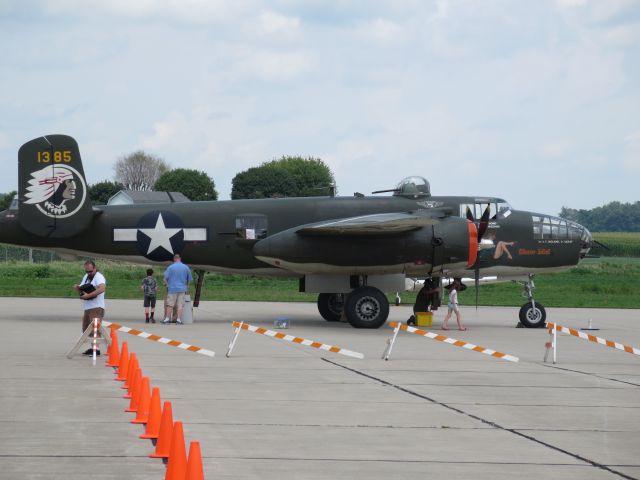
top-left (540, 140), bottom-right (572, 158)
top-left (588, 0), bottom-right (639, 23)
top-left (355, 18), bottom-right (403, 45)
top-left (555, 0), bottom-right (588, 9)
top-left (599, 23), bottom-right (640, 48)
top-left (10, 0), bottom-right (256, 24)
top-left (235, 48), bottom-right (315, 82)
top-left (256, 11), bottom-right (300, 35)
top-left (140, 112), bottom-right (185, 151)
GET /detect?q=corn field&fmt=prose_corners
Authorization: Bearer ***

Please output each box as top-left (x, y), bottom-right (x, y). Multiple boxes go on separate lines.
top-left (592, 232), bottom-right (640, 258)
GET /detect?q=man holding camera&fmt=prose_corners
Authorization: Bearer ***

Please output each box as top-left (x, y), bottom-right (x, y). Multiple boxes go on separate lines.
top-left (73, 260), bottom-right (106, 355)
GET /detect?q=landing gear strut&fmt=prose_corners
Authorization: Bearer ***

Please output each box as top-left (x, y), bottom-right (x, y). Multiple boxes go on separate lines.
top-left (517, 274), bottom-right (546, 328)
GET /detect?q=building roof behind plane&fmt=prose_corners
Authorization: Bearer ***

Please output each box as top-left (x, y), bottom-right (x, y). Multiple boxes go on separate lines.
top-left (107, 190), bottom-right (191, 205)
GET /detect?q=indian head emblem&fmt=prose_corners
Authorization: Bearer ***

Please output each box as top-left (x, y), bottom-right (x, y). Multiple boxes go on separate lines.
top-left (23, 165), bottom-right (87, 218)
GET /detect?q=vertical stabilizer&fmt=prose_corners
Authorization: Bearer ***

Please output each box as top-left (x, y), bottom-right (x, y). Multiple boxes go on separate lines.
top-left (18, 134), bottom-right (93, 238)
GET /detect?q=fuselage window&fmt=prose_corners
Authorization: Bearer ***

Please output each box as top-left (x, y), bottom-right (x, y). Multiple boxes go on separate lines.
top-left (236, 214), bottom-right (268, 240)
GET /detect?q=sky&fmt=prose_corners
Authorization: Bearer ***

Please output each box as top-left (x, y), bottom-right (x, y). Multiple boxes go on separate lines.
top-left (1, 0), bottom-right (639, 216)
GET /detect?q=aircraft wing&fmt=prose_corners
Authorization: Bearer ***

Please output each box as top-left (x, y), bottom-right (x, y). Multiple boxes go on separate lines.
top-left (296, 210), bottom-right (444, 236)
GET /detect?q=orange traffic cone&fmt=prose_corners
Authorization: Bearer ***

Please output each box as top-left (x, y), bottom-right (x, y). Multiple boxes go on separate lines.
top-left (115, 342), bottom-right (129, 381)
top-left (150, 401), bottom-right (173, 458)
top-left (123, 354), bottom-right (139, 395)
top-left (132, 377), bottom-right (151, 424)
top-left (125, 368), bottom-right (142, 412)
top-left (186, 441), bottom-right (204, 480)
top-left (165, 421), bottom-right (187, 480)
top-left (105, 341), bottom-right (112, 365)
top-left (140, 387), bottom-right (162, 439)
top-left (106, 328), bottom-right (119, 367)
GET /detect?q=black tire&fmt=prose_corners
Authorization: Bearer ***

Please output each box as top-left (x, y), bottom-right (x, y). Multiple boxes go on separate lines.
top-left (344, 286), bottom-right (389, 329)
top-left (317, 293), bottom-right (344, 322)
top-left (519, 302), bottom-right (546, 328)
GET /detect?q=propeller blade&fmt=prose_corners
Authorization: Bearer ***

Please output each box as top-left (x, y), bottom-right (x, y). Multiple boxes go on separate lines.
top-left (466, 206), bottom-right (474, 222)
top-left (477, 205), bottom-right (491, 241)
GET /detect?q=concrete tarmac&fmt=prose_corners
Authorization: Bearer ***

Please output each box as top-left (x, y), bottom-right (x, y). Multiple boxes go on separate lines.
top-left (0, 297), bottom-right (639, 479)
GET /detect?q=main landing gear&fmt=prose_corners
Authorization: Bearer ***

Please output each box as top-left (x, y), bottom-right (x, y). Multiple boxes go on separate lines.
top-left (317, 293), bottom-right (345, 322)
top-left (316, 286), bottom-right (389, 329)
top-left (517, 274), bottom-right (547, 328)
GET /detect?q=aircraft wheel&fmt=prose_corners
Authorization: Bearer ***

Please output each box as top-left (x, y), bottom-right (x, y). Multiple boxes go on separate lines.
top-left (519, 302), bottom-right (547, 328)
top-left (344, 286), bottom-right (389, 329)
top-left (317, 293), bottom-right (344, 322)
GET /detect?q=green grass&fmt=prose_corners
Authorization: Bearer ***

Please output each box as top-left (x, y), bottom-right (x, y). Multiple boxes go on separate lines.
top-left (0, 257), bottom-right (638, 308)
top-left (453, 257), bottom-right (640, 308)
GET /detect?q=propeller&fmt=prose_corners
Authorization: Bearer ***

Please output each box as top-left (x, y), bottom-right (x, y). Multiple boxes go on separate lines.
top-left (468, 204), bottom-right (492, 308)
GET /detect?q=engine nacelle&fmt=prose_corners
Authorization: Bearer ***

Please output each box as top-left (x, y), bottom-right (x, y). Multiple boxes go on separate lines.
top-left (253, 216), bottom-right (477, 275)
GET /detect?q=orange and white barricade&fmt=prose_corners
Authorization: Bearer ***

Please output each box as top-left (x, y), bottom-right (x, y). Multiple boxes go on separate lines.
top-left (227, 321), bottom-right (364, 359)
top-left (545, 322), bottom-right (640, 364)
top-left (102, 321), bottom-right (215, 358)
top-left (383, 321), bottom-right (519, 363)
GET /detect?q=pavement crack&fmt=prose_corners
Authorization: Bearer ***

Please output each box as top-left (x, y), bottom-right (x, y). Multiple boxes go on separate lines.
top-left (322, 357), bottom-right (638, 480)
top-left (541, 364), bottom-right (640, 387)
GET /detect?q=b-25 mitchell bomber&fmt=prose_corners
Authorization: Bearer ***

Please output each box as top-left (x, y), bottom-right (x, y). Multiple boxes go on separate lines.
top-left (0, 135), bottom-right (593, 329)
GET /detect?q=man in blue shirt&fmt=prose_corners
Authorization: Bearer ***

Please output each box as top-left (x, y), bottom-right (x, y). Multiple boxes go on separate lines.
top-left (162, 254), bottom-right (193, 325)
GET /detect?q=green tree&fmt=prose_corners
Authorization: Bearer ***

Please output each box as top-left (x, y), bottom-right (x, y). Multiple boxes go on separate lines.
top-left (560, 201), bottom-right (640, 232)
top-left (231, 166), bottom-right (298, 199)
top-left (0, 190), bottom-right (16, 211)
top-left (154, 169), bottom-right (218, 201)
top-left (89, 181), bottom-right (122, 206)
top-left (231, 156), bottom-right (335, 199)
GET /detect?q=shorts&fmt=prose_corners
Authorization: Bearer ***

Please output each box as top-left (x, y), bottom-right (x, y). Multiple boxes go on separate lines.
top-left (165, 292), bottom-right (186, 308)
top-left (143, 295), bottom-right (156, 308)
top-left (447, 302), bottom-right (459, 312)
top-left (82, 307), bottom-right (105, 334)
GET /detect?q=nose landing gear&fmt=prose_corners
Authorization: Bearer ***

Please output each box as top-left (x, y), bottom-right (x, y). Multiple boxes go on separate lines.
top-left (516, 274), bottom-right (547, 328)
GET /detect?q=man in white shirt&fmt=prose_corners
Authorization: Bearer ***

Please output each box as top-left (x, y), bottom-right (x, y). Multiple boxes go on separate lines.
top-left (73, 260), bottom-right (107, 355)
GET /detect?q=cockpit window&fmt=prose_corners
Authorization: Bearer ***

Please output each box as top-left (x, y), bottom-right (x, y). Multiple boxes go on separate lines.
top-left (532, 215), bottom-right (580, 240)
top-left (9, 197), bottom-right (18, 211)
top-left (393, 176), bottom-right (430, 198)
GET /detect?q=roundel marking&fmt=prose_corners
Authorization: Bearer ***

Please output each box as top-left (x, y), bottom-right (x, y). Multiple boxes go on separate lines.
top-left (136, 210), bottom-right (185, 262)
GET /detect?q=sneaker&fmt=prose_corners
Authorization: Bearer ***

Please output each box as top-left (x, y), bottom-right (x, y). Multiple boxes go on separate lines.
top-left (176, 319), bottom-right (183, 325)
top-left (162, 318), bottom-right (170, 324)
top-left (145, 319), bottom-right (149, 323)
top-left (151, 319), bottom-right (156, 324)
top-left (82, 348), bottom-right (100, 356)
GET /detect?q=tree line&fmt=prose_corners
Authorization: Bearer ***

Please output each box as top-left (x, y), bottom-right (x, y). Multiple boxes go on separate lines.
top-left (69, 151), bottom-right (334, 205)
top-left (560, 202), bottom-right (640, 232)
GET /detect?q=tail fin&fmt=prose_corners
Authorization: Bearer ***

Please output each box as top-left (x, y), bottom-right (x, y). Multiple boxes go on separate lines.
top-left (18, 134), bottom-right (93, 238)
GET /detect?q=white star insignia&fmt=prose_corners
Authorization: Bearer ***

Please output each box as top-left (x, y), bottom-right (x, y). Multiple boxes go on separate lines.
top-left (138, 213), bottom-right (182, 255)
